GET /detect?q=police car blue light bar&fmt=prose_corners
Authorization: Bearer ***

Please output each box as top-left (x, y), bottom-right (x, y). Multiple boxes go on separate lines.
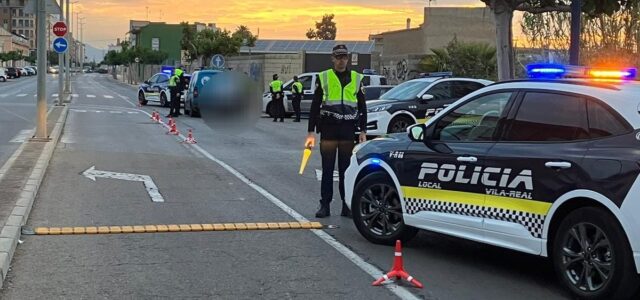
top-left (526, 64), bottom-right (566, 78)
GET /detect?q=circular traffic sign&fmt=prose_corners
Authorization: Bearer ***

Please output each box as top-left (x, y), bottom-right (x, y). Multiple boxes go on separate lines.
top-left (211, 54), bottom-right (225, 69)
top-left (52, 21), bottom-right (67, 37)
top-left (52, 37), bottom-right (68, 53)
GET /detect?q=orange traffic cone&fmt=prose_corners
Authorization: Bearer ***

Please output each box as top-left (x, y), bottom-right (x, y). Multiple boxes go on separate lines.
top-left (151, 111), bottom-right (157, 121)
top-left (183, 129), bottom-right (197, 144)
top-left (167, 122), bottom-right (179, 135)
top-left (168, 117), bottom-right (175, 127)
top-left (372, 240), bottom-right (423, 288)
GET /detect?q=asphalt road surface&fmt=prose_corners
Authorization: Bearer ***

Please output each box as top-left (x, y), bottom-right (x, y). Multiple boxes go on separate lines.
top-left (0, 73), bottom-right (572, 299)
top-left (0, 74), bottom-right (59, 168)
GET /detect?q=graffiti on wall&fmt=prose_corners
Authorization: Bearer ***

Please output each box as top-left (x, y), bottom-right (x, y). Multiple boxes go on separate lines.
top-left (380, 58), bottom-right (426, 84)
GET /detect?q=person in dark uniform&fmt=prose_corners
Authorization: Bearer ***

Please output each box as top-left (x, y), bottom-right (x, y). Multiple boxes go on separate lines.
top-left (166, 68), bottom-right (183, 117)
top-left (305, 44), bottom-right (367, 218)
top-left (291, 76), bottom-right (303, 122)
top-left (270, 74), bottom-right (285, 122)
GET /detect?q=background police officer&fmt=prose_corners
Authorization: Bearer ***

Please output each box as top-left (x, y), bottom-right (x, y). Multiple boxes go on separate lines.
top-left (167, 68), bottom-right (183, 117)
top-left (305, 44), bottom-right (367, 218)
top-left (292, 76), bottom-right (303, 122)
top-left (270, 74), bottom-right (285, 122)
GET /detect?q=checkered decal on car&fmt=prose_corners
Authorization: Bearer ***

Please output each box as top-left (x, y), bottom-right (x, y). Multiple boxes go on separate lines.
top-left (404, 198), bottom-right (545, 238)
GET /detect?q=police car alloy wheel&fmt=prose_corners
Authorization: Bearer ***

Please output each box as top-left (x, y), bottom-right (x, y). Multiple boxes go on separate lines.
top-left (388, 115), bottom-right (414, 134)
top-left (353, 172), bottom-right (417, 245)
top-left (160, 93), bottom-right (168, 107)
top-left (552, 207), bottom-right (639, 299)
top-left (138, 91), bottom-right (148, 106)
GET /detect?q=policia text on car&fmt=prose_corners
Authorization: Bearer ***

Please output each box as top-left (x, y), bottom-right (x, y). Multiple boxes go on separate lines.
top-left (305, 44), bottom-right (367, 218)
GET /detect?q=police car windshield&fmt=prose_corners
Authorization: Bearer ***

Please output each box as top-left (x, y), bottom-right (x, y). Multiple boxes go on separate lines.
top-left (380, 80), bottom-right (432, 101)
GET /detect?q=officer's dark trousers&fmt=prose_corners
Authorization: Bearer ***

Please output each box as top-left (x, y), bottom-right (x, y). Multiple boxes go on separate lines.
top-left (320, 139), bottom-right (355, 206)
top-left (292, 95), bottom-right (301, 121)
top-left (169, 87), bottom-right (180, 116)
top-left (272, 93), bottom-right (285, 121)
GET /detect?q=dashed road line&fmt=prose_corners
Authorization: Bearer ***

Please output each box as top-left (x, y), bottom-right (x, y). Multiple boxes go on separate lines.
top-left (16, 94), bottom-right (27, 97)
top-left (87, 94), bottom-right (96, 98)
top-left (26, 222), bottom-right (325, 235)
top-left (104, 95), bottom-right (114, 99)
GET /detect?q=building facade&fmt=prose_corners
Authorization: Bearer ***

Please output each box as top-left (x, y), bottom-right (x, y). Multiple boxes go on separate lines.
top-left (0, 26), bottom-right (30, 66)
top-left (370, 7), bottom-right (496, 83)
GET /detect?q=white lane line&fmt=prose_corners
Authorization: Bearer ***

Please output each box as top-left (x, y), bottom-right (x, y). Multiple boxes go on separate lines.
top-left (52, 93), bottom-right (59, 97)
top-left (127, 112), bottom-right (139, 114)
top-left (94, 110), bottom-right (102, 113)
top-left (87, 94), bottom-right (96, 98)
top-left (16, 94), bottom-right (27, 97)
top-left (131, 108), bottom-right (420, 300)
top-left (0, 94), bottom-right (7, 98)
top-left (72, 94), bottom-right (79, 98)
top-left (70, 109), bottom-right (87, 112)
top-left (109, 111), bottom-right (122, 114)
top-left (104, 95), bottom-right (114, 99)
top-left (9, 129), bottom-right (33, 143)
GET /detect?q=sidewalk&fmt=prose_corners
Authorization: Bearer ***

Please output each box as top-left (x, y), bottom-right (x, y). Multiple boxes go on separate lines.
top-left (0, 105), bottom-right (68, 285)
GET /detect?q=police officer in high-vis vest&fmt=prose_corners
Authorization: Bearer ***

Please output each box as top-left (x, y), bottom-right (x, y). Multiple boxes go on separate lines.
top-left (305, 44), bottom-right (367, 218)
top-left (270, 74), bottom-right (285, 122)
top-left (291, 76), bottom-right (303, 122)
top-left (167, 68), bottom-right (184, 117)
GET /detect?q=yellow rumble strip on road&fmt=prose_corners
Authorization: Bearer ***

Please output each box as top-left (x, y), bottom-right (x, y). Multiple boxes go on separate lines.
top-left (32, 222), bottom-right (324, 235)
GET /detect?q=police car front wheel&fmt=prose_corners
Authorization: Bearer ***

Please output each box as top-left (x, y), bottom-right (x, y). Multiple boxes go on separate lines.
top-left (388, 115), bottom-right (414, 134)
top-left (353, 172), bottom-right (417, 245)
top-left (552, 207), bottom-right (640, 300)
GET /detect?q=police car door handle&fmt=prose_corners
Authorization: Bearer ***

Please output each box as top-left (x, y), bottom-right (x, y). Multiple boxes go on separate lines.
top-left (545, 161), bottom-right (572, 169)
top-left (457, 156), bottom-right (478, 163)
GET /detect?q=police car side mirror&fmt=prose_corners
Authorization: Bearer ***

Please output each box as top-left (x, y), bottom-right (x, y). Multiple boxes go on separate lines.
top-left (421, 94), bottom-right (434, 101)
top-left (408, 124), bottom-right (426, 142)
top-left (144, 80), bottom-right (149, 85)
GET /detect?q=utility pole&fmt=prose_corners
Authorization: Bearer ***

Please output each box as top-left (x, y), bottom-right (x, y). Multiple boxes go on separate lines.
top-left (57, 0), bottom-right (64, 106)
top-left (63, 0), bottom-right (70, 95)
top-left (34, 0), bottom-right (48, 140)
top-left (79, 18), bottom-right (84, 69)
top-left (569, 0), bottom-right (581, 65)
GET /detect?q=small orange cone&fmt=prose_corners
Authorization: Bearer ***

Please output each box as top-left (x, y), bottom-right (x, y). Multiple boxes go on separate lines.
top-left (168, 117), bottom-right (175, 127)
top-left (151, 111), bottom-right (157, 121)
top-left (183, 129), bottom-right (197, 144)
top-left (372, 240), bottom-right (423, 288)
top-left (166, 122), bottom-right (179, 135)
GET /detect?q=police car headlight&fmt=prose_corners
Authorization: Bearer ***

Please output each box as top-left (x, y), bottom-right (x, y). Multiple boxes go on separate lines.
top-left (367, 104), bottom-right (392, 113)
top-left (352, 140), bottom-right (371, 154)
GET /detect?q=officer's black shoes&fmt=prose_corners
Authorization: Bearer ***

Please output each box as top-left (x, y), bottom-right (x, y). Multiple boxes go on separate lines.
top-left (273, 119), bottom-right (277, 122)
top-left (279, 119), bottom-right (284, 122)
top-left (165, 114), bottom-right (172, 118)
top-left (315, 204), bottom-right (330, 218)
top-left (341, 202), bottom-right (352, 218)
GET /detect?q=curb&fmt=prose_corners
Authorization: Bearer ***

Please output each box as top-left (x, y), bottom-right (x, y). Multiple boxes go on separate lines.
top-left (0, 105), bottom-right (69, 284)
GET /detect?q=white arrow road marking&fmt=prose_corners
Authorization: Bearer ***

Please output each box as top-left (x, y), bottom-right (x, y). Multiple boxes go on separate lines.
top-left (315, 169), bottom-right (340, 182)
top-left (82, 166), bottom-right (164, 202)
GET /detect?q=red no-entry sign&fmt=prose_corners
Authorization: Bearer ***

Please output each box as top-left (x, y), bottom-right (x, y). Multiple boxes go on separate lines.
top-left (52, 22), bottom-right (67, 37)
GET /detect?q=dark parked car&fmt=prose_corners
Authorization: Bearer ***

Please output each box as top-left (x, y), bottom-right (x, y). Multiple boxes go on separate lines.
top-left (363, 85), bottom-right (396, 101)
top-left (6, 67), bottom-right (20, 79)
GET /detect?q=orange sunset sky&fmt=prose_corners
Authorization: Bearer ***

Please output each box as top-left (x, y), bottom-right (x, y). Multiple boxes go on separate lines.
top-left (73, 0), bottom-right (490, 49)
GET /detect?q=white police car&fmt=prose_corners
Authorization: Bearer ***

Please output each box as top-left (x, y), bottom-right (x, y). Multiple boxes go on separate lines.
top-left (365, 75), bottom-right (492, 136)
top-left (345, 64), bottom-right (640, 299)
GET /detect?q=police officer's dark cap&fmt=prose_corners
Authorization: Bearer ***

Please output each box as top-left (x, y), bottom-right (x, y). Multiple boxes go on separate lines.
top-left (332, 44), bottom-right (348, 56)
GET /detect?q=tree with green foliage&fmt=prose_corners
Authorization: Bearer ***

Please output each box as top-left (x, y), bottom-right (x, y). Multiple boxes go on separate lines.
top-left (180, 22), bottom-right (199, 64)
top-left (306, 14), bottom-right (337, 40)
top-left (181, 24), bottom-right (257, 66)
top-left (521, 0), bottom-right (640, 67)
top-left (232, 25), bottom-right (258, 47)
top-left (481, 0), bottom-right (634, 80)
top-left (420, 37), bottom-right (498, 80)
